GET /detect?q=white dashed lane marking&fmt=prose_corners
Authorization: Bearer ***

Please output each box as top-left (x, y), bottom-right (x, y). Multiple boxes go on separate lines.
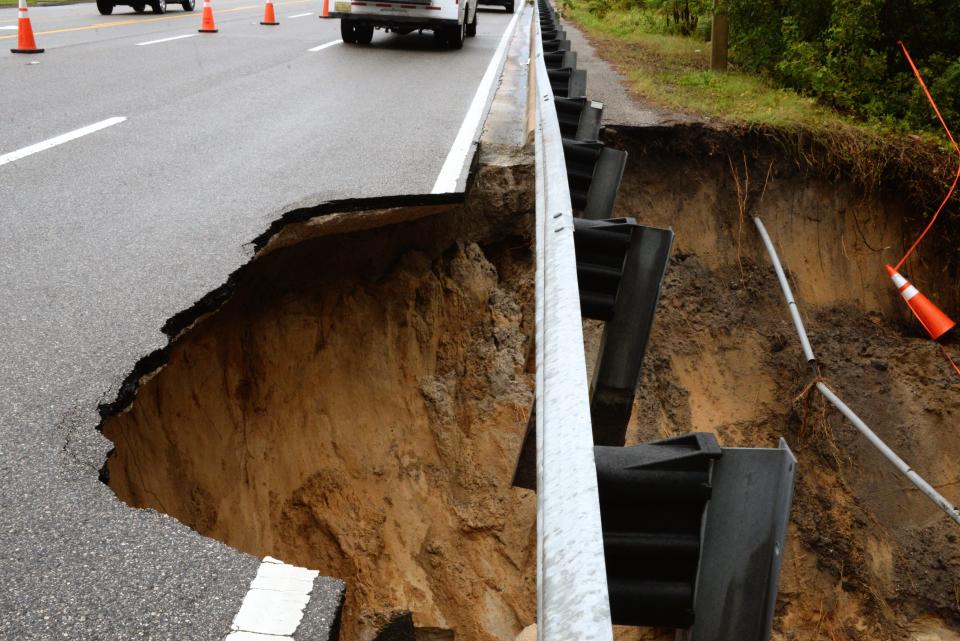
top-left (136, 33), bottom-right (198, 46)
top-left (307, 38), bottom-right (340, 51)
top-left (225, 556), bottom-right (319, 640)
top-left (0, 117), bottom-right (126, 168)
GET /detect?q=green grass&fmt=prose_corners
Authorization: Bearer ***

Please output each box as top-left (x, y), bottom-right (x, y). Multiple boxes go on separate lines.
top-left (559, 0), bottom-right (960, 247)
top-left (559, 0), bottom-right (893, 136)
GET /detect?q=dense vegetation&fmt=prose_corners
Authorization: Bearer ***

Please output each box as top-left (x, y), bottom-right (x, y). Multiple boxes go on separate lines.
top-left (581, 0), bottom-right (960, 134)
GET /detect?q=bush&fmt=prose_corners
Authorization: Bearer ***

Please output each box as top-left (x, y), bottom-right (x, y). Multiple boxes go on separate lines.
top-left (723, 0), bottom-right (960, 132)
top-left (570, 0), bottom-right (960, 134)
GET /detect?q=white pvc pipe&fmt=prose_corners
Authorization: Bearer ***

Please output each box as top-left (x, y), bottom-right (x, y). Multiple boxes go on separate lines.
top-left (816, 382), bottom-right (960, 525)
top-left (752, 217), bottom-right (816, 364)
top-left (753, 215), bottom-right (960, 527)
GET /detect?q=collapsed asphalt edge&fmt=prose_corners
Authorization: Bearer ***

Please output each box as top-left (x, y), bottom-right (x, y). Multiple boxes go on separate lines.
top-left (95, 191), bottom-right (464, 457)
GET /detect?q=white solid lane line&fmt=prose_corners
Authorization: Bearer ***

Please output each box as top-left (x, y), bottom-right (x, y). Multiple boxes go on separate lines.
top-left (136, 33), bottom-right (198, 46)
top-left (307, 39), bottom-right (341, 51)
top-left (289, 11), bottom-right (313, 17)
top-left (431, 8), bottom-right (523, 193)
top-left (224, 556), bottom-right (319, 640)
top-left (0, 117), bottom-right (126, 168)
top-left (1, 25), bottom-right (19, 30)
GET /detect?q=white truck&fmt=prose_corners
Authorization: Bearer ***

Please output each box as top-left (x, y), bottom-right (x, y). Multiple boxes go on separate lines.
top-left (325, 0), bottom-right (478, 49)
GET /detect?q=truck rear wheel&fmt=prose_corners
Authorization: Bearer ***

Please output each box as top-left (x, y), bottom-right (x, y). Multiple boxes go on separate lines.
top-left (341, 20), bottom-right (373, 44)
top-left (96, 0), bottom-right (113, 14)
top-left (355, 23), bottom-right (374, 44)
top-left (340, 20), bottom-right (356, 43)
top-left (445, 20), bottom-right (464, 49)
top-left (465, 8), bottom-right (476, 37)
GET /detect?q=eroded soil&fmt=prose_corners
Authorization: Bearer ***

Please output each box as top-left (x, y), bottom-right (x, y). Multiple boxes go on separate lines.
top-left (100, 125), bottom-right (960, 641)
top-left (599, 125), bottom-right (960, 641)
top-left (103, 198), bottom-right (539, 641)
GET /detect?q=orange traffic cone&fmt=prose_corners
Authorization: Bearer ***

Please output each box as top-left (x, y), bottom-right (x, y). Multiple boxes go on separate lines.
top-left (321, 0), bottom-right (329, 17)
top-left (11, 0), bottom-right (43, 54)
top-left (198, 0), bottom-right (217, 32)
top-left (260, 0), bottom-right (278, 25)
top-left (886, 264), bottom-right (956, 340)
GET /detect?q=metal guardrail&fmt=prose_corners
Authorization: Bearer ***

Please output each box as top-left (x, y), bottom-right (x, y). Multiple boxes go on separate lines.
top-left (530, 4), bottom-right (615, 641)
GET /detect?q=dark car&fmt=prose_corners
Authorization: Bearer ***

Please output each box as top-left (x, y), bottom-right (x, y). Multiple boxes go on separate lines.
top-left (97, 0), bottom-right (194, 15)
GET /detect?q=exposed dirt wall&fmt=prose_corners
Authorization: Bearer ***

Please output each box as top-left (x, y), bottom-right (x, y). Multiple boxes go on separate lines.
top-left (102, 159), bottom-right (539, 641)
top-left (599, 125), bottom-right (960, 641)
top-left (99, 122), bottom-right (960, 641)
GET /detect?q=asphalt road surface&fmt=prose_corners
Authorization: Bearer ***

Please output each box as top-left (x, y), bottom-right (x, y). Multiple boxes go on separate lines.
top-left (0, 2), bottom-right (518, 638)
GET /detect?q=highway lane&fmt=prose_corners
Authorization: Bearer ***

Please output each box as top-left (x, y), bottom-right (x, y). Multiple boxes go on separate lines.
top-left (0, 3), bottom-right (519, 639)
top-left (0, 0), bottom-right (315, 48)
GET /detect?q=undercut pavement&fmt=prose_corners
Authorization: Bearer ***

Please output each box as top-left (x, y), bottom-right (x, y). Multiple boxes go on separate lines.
top-left (0, 2), bottom-right (526, 639)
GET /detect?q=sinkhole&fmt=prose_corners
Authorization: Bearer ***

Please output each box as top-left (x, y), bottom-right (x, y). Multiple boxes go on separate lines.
top-left (100, 200), bottom-right (538, 641)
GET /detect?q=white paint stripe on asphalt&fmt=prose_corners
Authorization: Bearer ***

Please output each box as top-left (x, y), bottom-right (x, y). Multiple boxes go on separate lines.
top-left (308, 38), bottom-right (341, 51)
top-left (430, 7), bottom-right (523, 194)
top-left (0, 117), bottom-right (126, 168)
top-left (0, 25), bottom-right (19, 30)
top-left (136, 33), bottom-right (198, 45)
top-left (225, 632), bottom-right (293, 641)
top-left (226, 557), bottom-right (319, 640)
top-left (289, 11), bottom-right (312, 17)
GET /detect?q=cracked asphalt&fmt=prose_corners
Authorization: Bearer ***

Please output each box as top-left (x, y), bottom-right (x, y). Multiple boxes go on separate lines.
top-left (0, 2), bottom-right (515, 638)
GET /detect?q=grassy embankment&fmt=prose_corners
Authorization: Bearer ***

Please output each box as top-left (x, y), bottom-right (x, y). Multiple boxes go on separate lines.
top-left (559, 1), bottom-right (959, 140)
top-left (558, 0), bottom-right (959, 206)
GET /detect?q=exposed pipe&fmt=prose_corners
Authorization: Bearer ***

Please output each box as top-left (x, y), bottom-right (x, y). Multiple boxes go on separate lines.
top-left (752, 215), bottom-right (960, 527)
top-left (752, 216), bottom-right (815, 365)
top-left (815, 382), bottom-right (960, 525)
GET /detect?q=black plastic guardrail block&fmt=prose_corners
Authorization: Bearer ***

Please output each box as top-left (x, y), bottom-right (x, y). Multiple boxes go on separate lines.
top-left (555, 96), bottom-right (602, 142)
top-left (510, 409), bottom-right (536, 490)
top-left (543, 50), bottom-right (576, 70)
top-left (573, 219), bottom-right (630, 321)
top-left (589, 148), bottom-right (627, 219)
top-left (541, 27), bottom-right (566, 40)
top-left (562, 140), bottom-right (600, 210)
top-left (561, 140), bottom-right (627, 219)
top-left (577, 218), bottom-right (673, 445)
top-left (595, 433), bottom-right (722, 629)
top-left (547, 67), bottom-right (587, 99)
top-left (511, 218), bottom-right (672, 488)
top-left (603, 531), bottom-right (700, 572)
top-left (541, 38), bottom-right (571, 53)
top-left (690, 440), bottom-right (796, 641)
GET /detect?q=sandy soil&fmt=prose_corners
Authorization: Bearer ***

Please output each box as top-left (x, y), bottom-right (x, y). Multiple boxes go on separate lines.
top-left (103, 207), bottom-right (539, 641)
top-left (100, 124), bottom-right (960, 641)
top-left (599, 125), bottom-right (960, 640)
